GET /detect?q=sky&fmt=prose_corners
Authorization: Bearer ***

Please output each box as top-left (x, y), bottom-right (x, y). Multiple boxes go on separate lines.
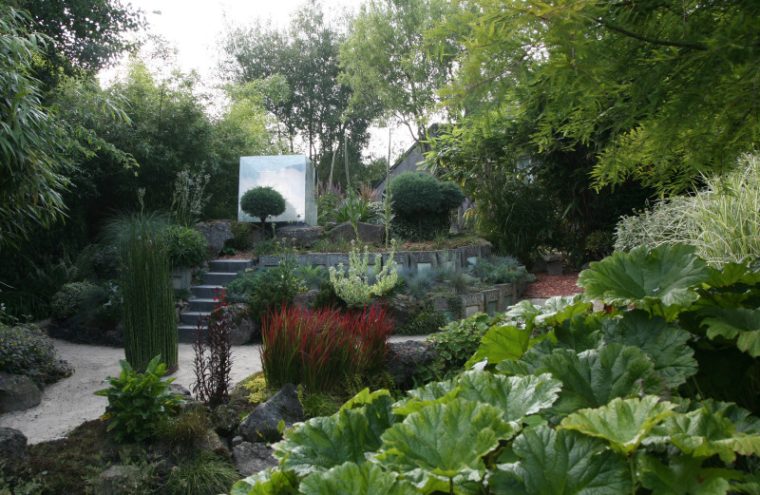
top-left (101, 0), bottom-right (415, 161)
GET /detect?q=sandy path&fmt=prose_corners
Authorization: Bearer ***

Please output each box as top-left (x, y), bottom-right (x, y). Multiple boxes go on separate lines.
top-left (0, 336), bottom-right (425, 444)
top-left (0, 340), bottom-right (263, 444)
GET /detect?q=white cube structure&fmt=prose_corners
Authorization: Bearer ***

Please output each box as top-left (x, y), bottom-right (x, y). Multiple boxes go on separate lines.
top-left (238, 155), bottom-right (317, 226)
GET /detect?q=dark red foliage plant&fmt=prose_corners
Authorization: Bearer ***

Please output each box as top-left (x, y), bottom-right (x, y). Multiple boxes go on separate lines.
top-left (260, 304), bottom-right (394, 392)
top-left (192, 289), bottom-right (233, 407)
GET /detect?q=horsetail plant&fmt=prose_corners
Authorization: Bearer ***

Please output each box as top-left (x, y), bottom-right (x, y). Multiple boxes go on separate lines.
top-left (105, 213), bottom-right (178, 372)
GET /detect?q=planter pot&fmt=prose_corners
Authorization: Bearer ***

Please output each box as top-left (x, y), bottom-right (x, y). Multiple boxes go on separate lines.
top-left (172, 268), bottom-right (193, 291)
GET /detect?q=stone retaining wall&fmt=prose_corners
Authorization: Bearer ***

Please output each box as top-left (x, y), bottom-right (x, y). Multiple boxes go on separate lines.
top-left (258, 244), bottom-right (492, 274)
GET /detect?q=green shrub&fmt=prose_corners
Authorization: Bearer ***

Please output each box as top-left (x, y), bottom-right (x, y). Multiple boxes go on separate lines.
top-left (240, 186), bottom-right (286, 230)
top-left (298, 388), bottom-right (343, 418)
top-left (395, 305), bottom-right (448, 336)
top-left (228, 259), bottom-right (304, 321)
top-left (165, 225), bottom-right (207, 268)
top-left (227, 221), bottom-right (253, 251)
top-left (421, 313), bottom-right (500, 380)
top-left (389, 172), bottom-right (464, 240)
top-left (471, 256), bottom-right (534, 285)
top-left (317, 191), bottom-right (341, 226)
top-left (51, 281), bottom-right (106, 321)
top-left (164, 452), bottom-right (238, 495)
top-left (0, 323), bottom-right (72, 386)
top-left (95, 356), bottom-right (181, 443)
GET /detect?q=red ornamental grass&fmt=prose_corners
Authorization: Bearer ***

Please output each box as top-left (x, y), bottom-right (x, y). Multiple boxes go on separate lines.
top-left (260, 304), bottom-right (394, 392)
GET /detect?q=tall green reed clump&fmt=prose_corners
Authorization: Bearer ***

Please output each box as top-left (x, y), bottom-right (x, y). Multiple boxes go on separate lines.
top-left (106, 213), bottom-right (177, 371)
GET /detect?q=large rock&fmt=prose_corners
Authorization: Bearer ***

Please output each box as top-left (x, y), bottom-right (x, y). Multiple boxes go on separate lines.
top-left (92, 465), bottom-right (143, 495)
top-left (195, 220), bottom-right (233, 256)
top-left (0, 428), bottom-right (26, 465)
top-left (211, 303), bottom-right (258, 345)
top-left (0, 372), bottom-right (41, 413)
top-left (238, 383), bottom-right (303, 443)
top-left (327, 222), bottom-right (384, 245)
top-left (233, 441), bottom-right (278, 476)
top-left (275, 225), bottom-right (324, 248)
top-left (385, 341), bottom-right (437, 390)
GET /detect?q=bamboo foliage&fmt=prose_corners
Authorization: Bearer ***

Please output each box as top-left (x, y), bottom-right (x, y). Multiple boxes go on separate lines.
top-left (107, 213), bottom-right (177, 371)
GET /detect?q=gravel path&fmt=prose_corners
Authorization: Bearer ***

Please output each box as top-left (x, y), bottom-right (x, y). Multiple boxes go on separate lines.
top-left (0, 336), bottom-right (425, 444)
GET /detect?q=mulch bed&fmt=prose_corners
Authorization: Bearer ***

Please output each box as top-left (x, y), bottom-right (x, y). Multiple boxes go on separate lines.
top-left (524, 272), bottom-right (584, 298)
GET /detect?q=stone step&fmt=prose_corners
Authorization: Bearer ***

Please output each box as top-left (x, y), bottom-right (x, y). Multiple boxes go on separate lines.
top-left (191, 285), bottom-right (224, 299)
top-left (178, 324), bottom-right (204, 343)
top-left (208, 259), bottom-right (253, 273)
top-left (181, 311), bottom-right (211, 326)
top-left (203, 271), bottom-right (239, 286)
top-left (187, 298), bottom-right (218, 312)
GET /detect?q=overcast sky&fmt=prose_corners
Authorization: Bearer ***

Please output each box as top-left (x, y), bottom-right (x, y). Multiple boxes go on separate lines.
top-left (103, 0), bottom-right (414, 161)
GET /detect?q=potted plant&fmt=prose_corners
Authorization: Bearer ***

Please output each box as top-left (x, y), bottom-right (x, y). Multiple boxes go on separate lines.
top-left (166, 225), bottom-right (208, 290)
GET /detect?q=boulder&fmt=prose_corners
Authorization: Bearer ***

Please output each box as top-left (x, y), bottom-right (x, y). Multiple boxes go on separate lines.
top-left (92, 464), bottom-right (144, 495)
top-left (0, 428), bottom-right (26, 465)
top-left (198, 429), bottom-right (230, 458)
top-left (385, 341), bottom-right (437, 390)
top-left (327, 221), bottom-right (384, 245)
top-left (233, 441), bottom-right (278, 476)
top-left (0, 372), bottom-right (41, 413)
top-left (211, 303), bottom-right (258, 345)
top-left (275, 225), bottom-right (324, 248)
top-left (169, 383), bottom-right (193, 399)
top-left (195, 220), bottom-right (233, 256)
top-left (238, 383), bottom-right (303, 443)
top-left (293, 289), bottom-right (320, 310)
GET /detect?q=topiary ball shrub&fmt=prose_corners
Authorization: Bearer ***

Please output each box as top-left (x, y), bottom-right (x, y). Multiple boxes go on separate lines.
top-left (389, 172), bottom-right (442, 216)
top-left (165, 225), bottom-right (208, 268)
top-left (240, 186), bottom-right (286, 230)
top-left (389, 172), bottom-right (465, 241)
top-left (0, 323), bottom-right (72, 386)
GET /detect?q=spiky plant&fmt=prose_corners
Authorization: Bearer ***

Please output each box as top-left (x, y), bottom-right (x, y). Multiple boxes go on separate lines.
top-left (105, 213), bottom-right (177, 371)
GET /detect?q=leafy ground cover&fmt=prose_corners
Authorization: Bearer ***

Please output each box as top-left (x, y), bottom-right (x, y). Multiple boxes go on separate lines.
top-left (232, 244), bottom-right (760, 494)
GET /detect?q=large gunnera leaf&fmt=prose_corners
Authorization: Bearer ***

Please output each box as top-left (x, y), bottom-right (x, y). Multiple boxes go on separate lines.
top-left (578, 244), bottom-right (709, 314)
top-left (702, 308), bottom-right (760, 357)
top-left (638, 455), bottom-right (739, 495)
top-left (376, 399), bottom-right (514, 485)
top-left (465, 324), bottom-right (531, 368)
top-left (489, 426), bottom-right (631, 494)
top-left (230, 468), bottom-right (298, 495)
top-left (455, 371), bottom-right (561, 422)
top-left (602, 311), bottom-right (697, 388)
top-left (538, 343), bottom-right (657, 414)
top-left (275, 393), bottom-right (395, 476)
top-left (559, 396), bottom-right (675, 454)
top-left (652, 408), bottom-right (760, 463)
top-left (394, 371), bottom-right (561, 423)
top-left (299, 462), bottom-right (417, 495)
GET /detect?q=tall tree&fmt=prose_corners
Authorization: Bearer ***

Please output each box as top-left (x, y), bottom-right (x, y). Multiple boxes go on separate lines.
top-left (340, 0), bottom-right (459, 144)
top-left (220, 2), bottom-right (376, 185)
top-left (13, 0), bottom-right (142, 85)
top-left (442, 0), bottom-right (760, 194)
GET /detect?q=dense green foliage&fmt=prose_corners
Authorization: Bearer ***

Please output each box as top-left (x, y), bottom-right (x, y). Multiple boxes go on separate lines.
top-left (0, 7), bottom-right (69, 251)
top-left (164, 452), bottom-right (239, 495)
top-left (232, 245), bottom-right (760, 494)
top-left (95, 356), bottom-right (181, 443)
top-left (388, 172), bottom-right (463, 240)
top-left (165, 225), bottom-right (208, 268)
top-left (240, 186), bottom-right (286, 229)
top-left (0, 323), bottom-right (71, 386)
top-left (107, 214), bottom-right (177, 371)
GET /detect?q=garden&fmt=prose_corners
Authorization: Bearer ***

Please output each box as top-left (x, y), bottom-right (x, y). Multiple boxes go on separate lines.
top-left (2, 0), bottom-right (760, 494)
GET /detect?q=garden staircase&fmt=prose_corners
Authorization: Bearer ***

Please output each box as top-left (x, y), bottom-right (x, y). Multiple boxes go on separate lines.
top-left (177, 259), bottom-right (252, 342)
